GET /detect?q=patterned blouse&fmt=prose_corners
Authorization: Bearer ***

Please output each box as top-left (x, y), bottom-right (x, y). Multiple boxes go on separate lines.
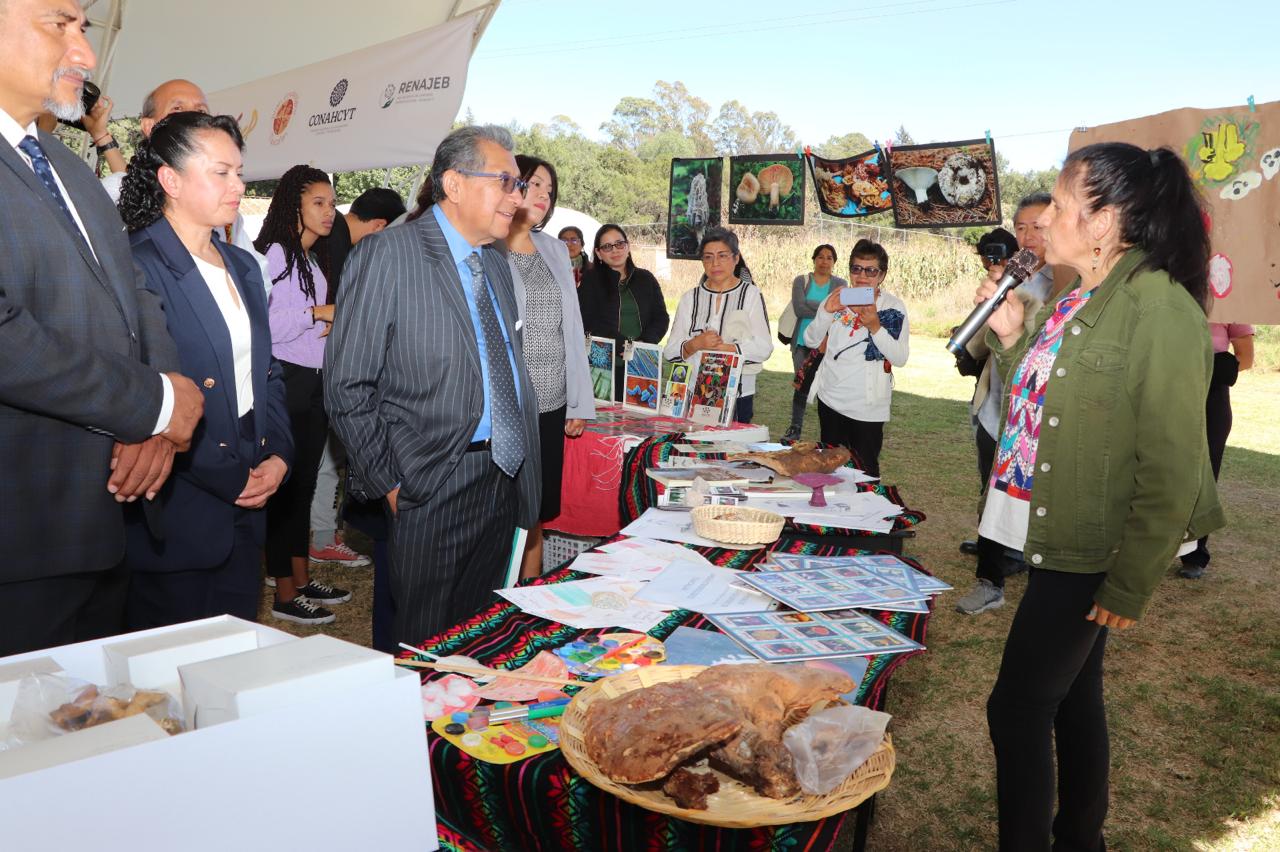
top-left (511, 250), bottom-right (567, 413)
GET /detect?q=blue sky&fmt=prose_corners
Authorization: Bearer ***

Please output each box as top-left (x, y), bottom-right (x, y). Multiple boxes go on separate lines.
top-left (461, 0), bottom-right (1278, 171)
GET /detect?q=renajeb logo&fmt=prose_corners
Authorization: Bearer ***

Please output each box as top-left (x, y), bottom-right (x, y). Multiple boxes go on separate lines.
top-left (382, 83), bottom-right (396, 109)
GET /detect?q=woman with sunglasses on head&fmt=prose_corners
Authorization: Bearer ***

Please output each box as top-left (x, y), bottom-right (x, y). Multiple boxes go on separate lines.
top-left (557, 226), bottom-right (590, 286)
top-left (501, 155), bottom-right (594, 577)
top-left (802, 239), bottom-right (908, 478)
top-left (578, 224), bottom-right (669, 400)
top-left (663, 227), bottom-right (774, 424)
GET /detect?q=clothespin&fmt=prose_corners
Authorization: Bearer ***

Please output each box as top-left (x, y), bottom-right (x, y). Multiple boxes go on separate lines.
top-left (884, 139), bottom-right (893, 157)
top-left (985, 129), bottom-right (992, 145)
top-left (795, 145), bottom-right (804, 160)
top-left (1247, 95), bottom-right (1256, 112)
top-left (803, 145), bottom-right (812, 158)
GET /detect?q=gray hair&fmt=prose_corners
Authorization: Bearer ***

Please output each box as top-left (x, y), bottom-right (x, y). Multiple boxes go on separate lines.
top-left (698, 226), bottom-right (740, 257)
top-left (1016, 192), bottom-right (1052, 216)
top-left (430, 124), bottom-right (515, 203)
top-left (140, 87), bottom-right (160, 119)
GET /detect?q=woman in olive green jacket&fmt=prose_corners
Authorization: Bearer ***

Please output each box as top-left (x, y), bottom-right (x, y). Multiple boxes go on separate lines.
top-left (975, 142), bottom-right (1224, 851)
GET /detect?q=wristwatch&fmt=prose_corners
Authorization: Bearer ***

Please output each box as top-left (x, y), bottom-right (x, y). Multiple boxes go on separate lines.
top-left (95, 138), bottom-right (119, 155)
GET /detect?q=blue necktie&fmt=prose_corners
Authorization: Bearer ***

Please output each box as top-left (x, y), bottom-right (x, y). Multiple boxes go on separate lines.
top-left (464, 252), bottom-right (524, 477)
top-left (18, 135), bottom-right (86, 245)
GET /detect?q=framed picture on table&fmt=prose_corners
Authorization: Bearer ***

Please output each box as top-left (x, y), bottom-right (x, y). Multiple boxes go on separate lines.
top-left (586, 336), bottom-right (614, 404)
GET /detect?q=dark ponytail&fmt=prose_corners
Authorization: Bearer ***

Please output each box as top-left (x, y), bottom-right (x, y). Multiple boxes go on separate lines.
top-left (1063, 142), bottom-right (1210, 311)
top-left (117, 111), bottom-right (244, 233)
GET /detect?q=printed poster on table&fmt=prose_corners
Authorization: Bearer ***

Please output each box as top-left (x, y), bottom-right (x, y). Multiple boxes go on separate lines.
top-left (667, 157), bottom-right (723, 260)
top-left (887, 138), bottom-right (1001, 229)
top-left (807, 148), bottom-right (893, 218)
top-left (659, 358), bottom-right (692, 418)
top-left (728, 154), bottom-right (805, 226)
top-left (622, 342), bottom-right (662, 414)
top-left (687, 352), bottom-right (742, 427)
top-left (586, 336), bottom-right (614, 404)
top-left (706, 610), bottom-right (923, 661)
top-left (1070, 101), bottom-right (1280, 324)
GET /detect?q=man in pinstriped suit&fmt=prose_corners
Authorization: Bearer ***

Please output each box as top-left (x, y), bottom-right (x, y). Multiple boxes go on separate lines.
top-left (325, 125), bottom-right (541, 646)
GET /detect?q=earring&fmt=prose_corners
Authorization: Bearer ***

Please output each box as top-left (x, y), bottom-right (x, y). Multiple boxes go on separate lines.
top-left (1091, 246), bottom-right (1101, 271)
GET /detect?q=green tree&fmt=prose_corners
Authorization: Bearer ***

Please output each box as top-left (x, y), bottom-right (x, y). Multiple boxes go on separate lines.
top-left (814, 131), bottom-right (874, 158)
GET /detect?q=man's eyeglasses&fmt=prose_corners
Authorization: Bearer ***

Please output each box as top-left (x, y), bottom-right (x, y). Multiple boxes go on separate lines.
top-left (598, 239), bottom-right (629, 252)
top-left (849, 264), bottom-right (883, 277)
top-left (454, 169), bottom-right (528, 195)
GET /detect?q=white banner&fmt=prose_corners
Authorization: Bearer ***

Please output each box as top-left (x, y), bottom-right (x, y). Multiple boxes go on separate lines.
top-left (209, 14), bottom-right (478, 181)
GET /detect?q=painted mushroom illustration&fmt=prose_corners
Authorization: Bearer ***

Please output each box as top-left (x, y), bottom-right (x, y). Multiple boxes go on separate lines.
top-left (792, 472), bottom-right (843, 508)
top-left (736, 171), bottom-right (760, 204)
top-left (756, 163), bottom-right (794, 210)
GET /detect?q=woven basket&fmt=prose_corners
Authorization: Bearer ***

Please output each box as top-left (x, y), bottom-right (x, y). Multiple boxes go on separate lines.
top-left (690, 505), bottom-right (785, 545)
top-left (560, 665), bottom-right (895, 828)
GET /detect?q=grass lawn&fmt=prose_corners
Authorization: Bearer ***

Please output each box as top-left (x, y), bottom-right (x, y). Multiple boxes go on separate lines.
top-left (272, 335), bottom-right (1279, 851)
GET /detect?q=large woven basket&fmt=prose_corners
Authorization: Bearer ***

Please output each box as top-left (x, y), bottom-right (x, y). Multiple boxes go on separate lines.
top-left (690, 505), bottom-right (785, 545)
top-left (560, 665), bottom-right (895, 828)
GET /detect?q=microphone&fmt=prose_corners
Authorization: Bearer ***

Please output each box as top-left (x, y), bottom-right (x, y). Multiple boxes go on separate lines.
top-left (946, 248), bottom-right (1040, 356)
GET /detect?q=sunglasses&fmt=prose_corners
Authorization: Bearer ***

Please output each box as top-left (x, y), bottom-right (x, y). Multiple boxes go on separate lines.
top-left (598, 239), bottom-right (629, 252)
top-left (849, 264), bottom-right (883, 277)
top-left (454, 169), bottom-right (528, 195)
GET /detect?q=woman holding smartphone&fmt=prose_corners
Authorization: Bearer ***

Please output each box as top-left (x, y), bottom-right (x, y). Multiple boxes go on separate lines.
top-left (802, 238), bottom-right (909, 478)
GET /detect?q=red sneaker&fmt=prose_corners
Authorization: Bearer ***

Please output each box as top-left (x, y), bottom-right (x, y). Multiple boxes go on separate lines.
top-left (308, 541), bottom-right (371, 567)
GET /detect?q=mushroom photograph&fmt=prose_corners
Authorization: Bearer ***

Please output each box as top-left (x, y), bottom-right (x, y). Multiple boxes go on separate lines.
top-left (666, 157), bottom-right (724, 259)
top-left (727, 154), bottom-right (806, 225)
top-left (886, 138), bottom-right (1001, 228)
top-left (807, 148), bottom-right (893, 218)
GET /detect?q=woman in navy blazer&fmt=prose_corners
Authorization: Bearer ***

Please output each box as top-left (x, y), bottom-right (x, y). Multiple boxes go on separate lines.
top-left (117, 112), bottom-right (292, 628)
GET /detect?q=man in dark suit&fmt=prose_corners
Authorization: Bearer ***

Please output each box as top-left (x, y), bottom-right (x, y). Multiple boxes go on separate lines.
top-left (325, 125), bottom-right (541, 645)
top-left (0, 0), bottom-right (204, 656)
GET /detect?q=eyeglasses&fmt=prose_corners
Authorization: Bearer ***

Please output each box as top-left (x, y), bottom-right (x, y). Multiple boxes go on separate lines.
top-left (849, 264), bottom-right (883, 277)
top-left (454, 169), bottom-right (528, 195)
top-left (702, 252), bottom-right (734, 263)
top-left (598, 239), bottom-right (629, 252)
top-left (560, 237), bottom-right (582, 245)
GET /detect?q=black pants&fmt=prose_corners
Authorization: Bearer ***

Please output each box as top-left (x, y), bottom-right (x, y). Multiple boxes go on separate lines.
top-left (266, 362), bottom-right (328, 579)
top-left (0, 562), bottom-right (129, 656)
top-left (817, 399), bottom-right (883, 478)
top-left (1182, 383), bottom-right (1232, 569)
top-left (389, 450), bottom-right (518, 647)
top-left (789, 345), bottom-right (811, 430)
top-left (988, 569), bottom-right (1110, 852)
top-left (344, 497), bottom-right (396, 654)
top-left (976, 424), bottom-right (997, 491)
top-left (735, 393), bottom-right (755, 424)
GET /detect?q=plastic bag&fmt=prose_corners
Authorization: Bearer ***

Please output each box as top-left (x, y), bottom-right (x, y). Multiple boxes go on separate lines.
top-left (5, 673), bottom-right (184, 748)
top-left (782, 704), bottom-right (891, 795)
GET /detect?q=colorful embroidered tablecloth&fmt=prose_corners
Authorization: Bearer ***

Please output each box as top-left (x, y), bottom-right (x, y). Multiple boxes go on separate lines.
top-left (416, 537), bottom-right (932, 852)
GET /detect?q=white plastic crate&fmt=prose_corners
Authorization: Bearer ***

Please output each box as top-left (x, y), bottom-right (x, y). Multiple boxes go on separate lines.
top-left (543, 532), bottom-right (603, 572)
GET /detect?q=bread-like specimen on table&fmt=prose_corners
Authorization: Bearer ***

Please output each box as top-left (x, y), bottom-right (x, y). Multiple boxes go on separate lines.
top-left (662, 766), bottom-right (721, 809)
top-left (728, 442), bottom-right (851, 477)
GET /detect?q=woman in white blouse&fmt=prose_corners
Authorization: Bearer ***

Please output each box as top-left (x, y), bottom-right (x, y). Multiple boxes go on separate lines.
top-left (663, 228), bottom-right (774, 423)
top-left (803, 238), bottom-right (909, 477)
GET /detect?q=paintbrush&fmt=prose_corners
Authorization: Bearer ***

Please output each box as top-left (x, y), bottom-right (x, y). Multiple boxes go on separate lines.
top-left (394, 658), bottom-right (579, 688)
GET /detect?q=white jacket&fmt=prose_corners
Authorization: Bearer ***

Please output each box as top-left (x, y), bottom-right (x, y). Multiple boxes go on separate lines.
top-left (803, 290), bottom-right (909, 422)
top-left (662, 275), bottom-right (774, 397)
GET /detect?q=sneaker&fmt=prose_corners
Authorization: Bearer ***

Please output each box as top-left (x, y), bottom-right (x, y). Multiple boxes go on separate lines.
top-left (955, 579), bottom-right (1005, 615)
top-left (271, 596), bottom-right (335, 625)
top-left (959, 539), bottom-right (979, 556)
top-left (782, 425), bottom-right (802, 443)
top-left (309, 540), bottom-right (371, 567)
top-left (1177, 562), bottom-right (1206, 580)
top-left (297, 580), bottom-right (352, 605)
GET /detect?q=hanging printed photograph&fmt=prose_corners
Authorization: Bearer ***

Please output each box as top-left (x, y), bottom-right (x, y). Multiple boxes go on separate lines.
top-left (727, 154), bottom-right (805, 226)
top-left (807, 147), bottom-right (893, 218)
top-left (688, 352), bottom-right (742, 426)
top-left (586, 336), bottom-right (615, 404)
top-left (622, 342), bottom-right (662, 415)
top-left (659, 359), bottom-right (691, 419)
top-left (887, 139), bottom-right (1000, 229)
top-left (667, 157), bottom-right (723, 260)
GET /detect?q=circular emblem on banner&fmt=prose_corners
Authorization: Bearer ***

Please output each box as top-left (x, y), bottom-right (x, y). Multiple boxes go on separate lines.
top-left (270, 92), bottom-right (298, 145)
top-left (382, 83), bottom-right (396, 109)
top-left (330, 79), bottom-right (349, 108)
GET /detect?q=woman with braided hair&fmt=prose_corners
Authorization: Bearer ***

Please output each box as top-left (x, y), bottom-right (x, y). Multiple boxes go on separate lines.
top-left (252, 165), bottom-right (350, 624)
top-left (116, 111), bottom-right (292, 628)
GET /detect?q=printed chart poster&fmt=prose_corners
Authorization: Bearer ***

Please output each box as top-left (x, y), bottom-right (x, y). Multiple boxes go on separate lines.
top-left (728, 154), bottom-right (806, 226)
top-left (667, 158), bottom-right (723, 260)
top-left (659, 359), bottom-right (692, 419)
top-left (622, 342), bottom-right (662, 414)
top-left (887, 139), bottom-right (1000, 229)
top-left (586, 336), bottom-right (614, 404)
top-left (688, 352), bottom-right (742, 427)
top-left (1070, 101), bottom-right (1280, 324)
top-left (808, 148), bottom-right (892, 218)
top-left (706, 610), bottom-right (923, 662)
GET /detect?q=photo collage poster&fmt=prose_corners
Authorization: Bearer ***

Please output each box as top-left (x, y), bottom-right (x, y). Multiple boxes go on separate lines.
top-left (586, 336), bottom-right (614, 404)
top-left (886, 138), bottom-right (1001, 229)
top-left (687, 351), bottom-right (742, 426)
top-left (727, 154), bottom-right (806, 226)
top-left (807, 147), bottom-right (893, 218)
top-left (659, 357), bottom-right (692, 419)
top-left (622, 342), bottom-right (662, 415)
top-left (706, 609), bottom-right (923, 662)
top-left (666, 157), bottom-right (724, 260)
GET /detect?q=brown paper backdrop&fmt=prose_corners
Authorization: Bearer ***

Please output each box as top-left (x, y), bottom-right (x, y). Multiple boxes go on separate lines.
top-left (1070, 101), bottom-right (1280, 325)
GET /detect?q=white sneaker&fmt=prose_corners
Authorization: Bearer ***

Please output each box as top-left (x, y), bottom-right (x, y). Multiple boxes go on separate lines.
top-left (955, 579), bottom-right (1004, 615)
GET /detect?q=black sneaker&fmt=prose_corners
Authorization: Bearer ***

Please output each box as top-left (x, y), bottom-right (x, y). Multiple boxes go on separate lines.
top-left (1178, 562), bottom-right (1207, 580)
top-left (271, 596), bottom-right (335, 625)
top-left (297, 580), bottom-right (352, 605)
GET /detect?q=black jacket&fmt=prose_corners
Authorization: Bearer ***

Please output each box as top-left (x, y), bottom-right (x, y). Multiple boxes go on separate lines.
top-left (577, 265), bottom-right (669, 348)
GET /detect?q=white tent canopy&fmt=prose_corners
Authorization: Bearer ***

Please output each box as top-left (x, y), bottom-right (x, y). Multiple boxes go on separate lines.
top-left (83, 0), bottom-right (500, 116)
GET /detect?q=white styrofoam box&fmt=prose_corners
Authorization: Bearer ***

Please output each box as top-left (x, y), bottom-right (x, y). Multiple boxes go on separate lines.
top-left (0, 657), bottom-right (63, 726)
top-left (102, 620), bottom-right (261, 693)
top-left (543, 531), bottom-right (603, 572)
top-left (0, 713), bottom-right (168, 780)
top-left (179, 633), bottom-right (394, 730)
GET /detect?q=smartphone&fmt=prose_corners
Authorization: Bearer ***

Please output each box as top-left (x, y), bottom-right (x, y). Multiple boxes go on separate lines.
top-left (840, 286), bottom-right (876, 306)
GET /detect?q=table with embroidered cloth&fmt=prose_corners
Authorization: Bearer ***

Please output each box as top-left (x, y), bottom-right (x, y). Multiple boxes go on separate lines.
top-left (415, 537), bottom-right (932, 852)
top-left (619, 435), bottom-right (926, 553)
